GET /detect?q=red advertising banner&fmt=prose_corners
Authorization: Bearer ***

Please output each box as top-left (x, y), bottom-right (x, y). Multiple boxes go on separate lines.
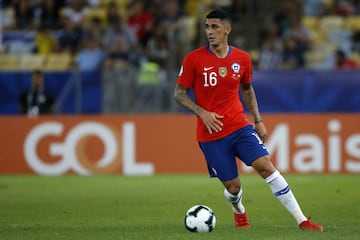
top-left (0, 114), bottom-right (359, 175)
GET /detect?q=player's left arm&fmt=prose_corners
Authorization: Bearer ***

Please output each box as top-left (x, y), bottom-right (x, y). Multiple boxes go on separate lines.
top-left (240, 83), bottom-right (267, 142)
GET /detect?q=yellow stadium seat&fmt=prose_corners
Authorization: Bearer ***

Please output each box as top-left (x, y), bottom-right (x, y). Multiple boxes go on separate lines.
top-left (179, 16), bottom-right (197, 42)
top-left (0, 54), bottom-right (18, 71)
top-left (343, 16), bottom-right (360, 31)
top-left (18, 54), bottom-right (45, 71)
top-left (305, 50), bottom-right (328, 68)
top-left (184, 0), bottom-right (198, 17)
top-left (85, 7), bottom-right (107, 26)
top-left (351, 52), bottom-right (360, 64)
top-left (249, 49), bottom-right (259, 62)
top-left (99, 0), bottom-right (129, 17)
top-left (310, 30), bottom-right (327, 44)
top-left (316, 42), bottom-right (337, 52)
top-left (302, 16), bottom-right (319, 32)
top-left (99, 0), bottom-right (129, 7)
top-left (318, 16), bottom-right (344, 32)
top-left (43, 53), bottom-right (73, 71)
top-left (5, 7), bottom-right (15, 29)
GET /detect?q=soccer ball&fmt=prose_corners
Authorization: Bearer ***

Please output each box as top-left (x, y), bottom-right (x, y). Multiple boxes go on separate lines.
top-left (184, 205), bottom-right (216, 233)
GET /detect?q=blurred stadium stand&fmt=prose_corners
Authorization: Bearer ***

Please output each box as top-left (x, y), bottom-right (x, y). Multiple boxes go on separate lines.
top-left (0, 0), bottom-right (359, 114)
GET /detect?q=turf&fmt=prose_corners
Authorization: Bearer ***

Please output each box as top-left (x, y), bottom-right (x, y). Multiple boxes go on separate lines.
top-left (0, 174), bottom-right (359, 240)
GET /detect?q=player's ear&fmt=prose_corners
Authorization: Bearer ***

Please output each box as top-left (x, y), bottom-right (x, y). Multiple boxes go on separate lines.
top-left (225, 25), bottom-right (232, 35)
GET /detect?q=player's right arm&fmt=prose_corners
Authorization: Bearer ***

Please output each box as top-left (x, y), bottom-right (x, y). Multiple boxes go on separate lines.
top-left (174, 84), bottom-right (223, 134)
top-left (174, 84), bottom-right (203, 115)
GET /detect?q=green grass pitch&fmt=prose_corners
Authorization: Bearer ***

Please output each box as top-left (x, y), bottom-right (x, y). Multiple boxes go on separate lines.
top-left (0, 174), bottom-right (359, 240)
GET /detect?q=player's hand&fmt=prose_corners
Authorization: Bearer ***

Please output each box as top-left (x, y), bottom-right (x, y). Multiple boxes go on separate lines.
top-left (255, 122), bottom-right (267, 143)
top-left (199, 111), bottom-right (224, 134)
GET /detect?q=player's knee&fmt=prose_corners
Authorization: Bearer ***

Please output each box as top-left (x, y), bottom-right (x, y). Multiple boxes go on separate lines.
top-left (224, 182), bottom-right (240, 195)
top-left (229, 185), bottom-right (240, 195)
top-left (252, 156), bottom-right (277, 179)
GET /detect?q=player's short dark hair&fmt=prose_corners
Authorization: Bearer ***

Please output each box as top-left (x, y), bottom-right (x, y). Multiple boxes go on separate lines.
top-left (206, 9), bottom-right (231, 22)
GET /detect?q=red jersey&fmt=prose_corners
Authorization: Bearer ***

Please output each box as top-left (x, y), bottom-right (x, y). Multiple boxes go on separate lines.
top-left (177, 45), bottom-right (252, 142)
top-left (127, 12), bottom-right (152, 41)
top-left (336, 59), bottom-right (358, 69)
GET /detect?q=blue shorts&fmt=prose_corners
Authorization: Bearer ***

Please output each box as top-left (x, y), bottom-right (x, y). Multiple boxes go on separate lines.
top-left (198, 125), bottom-right (269, 181)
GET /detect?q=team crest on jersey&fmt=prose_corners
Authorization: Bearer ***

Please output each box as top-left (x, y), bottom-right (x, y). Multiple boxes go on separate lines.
top-left (231, 63), bottom-right (241, 80)
top-left (218, 67), bottom-right (227, 77)
top-left (231, 63), bottom-right (240, 73)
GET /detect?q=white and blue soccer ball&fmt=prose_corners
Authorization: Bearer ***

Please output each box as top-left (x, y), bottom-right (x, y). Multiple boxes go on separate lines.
top-left (184, 205), bottom-right (216, 233)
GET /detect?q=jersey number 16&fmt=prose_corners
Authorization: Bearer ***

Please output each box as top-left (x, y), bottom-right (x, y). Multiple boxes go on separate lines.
top-left (203, 72), bottom-right (218, 87)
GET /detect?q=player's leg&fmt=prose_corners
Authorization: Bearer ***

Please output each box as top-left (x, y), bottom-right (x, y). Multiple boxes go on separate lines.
top-left (222, 177), bottom-right (250, 228)
top-left (199, 136), bottom-right (250, 228)
top-left (235, 125), bottom-right (323, 231)
top-left (252, 156), bottom-right (307, 223)
top-left (251, 156), bottom-right (323, 231)
top-left (222, 177), bottom-right (244, 213)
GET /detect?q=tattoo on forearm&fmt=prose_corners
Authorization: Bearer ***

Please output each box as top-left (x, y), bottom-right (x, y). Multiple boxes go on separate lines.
top-left (174, 85), bottom-right (203, 115)
top-left (242, 86), bottom-right (261, 120)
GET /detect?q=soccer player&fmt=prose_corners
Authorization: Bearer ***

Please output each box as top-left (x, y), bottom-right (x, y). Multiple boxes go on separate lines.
top-left (174, 8), bottom-right (323, 231)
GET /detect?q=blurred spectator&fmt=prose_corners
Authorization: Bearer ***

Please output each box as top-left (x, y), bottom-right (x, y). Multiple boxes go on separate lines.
top-left (103, 38), bottom-right (134, 69)
top-left (334, 49), bottom-right (358, 69)
top-left (281, 15), bottom-right (312, 68)
top-left (229, 0), bottom-right (261, 18)
top-left (74, 37), bottom-right (106, 71)
top-left (272, 0), bottom-right (299, 37)
top-left (147, 0), bottom-right (164, 19)
top-left (352, 30), bottom-right (360, 52)
top-left (304, 0), bottom-right (331, 16)
top-left (38, 0), bottom-right (62, 29)
top-left (19, 69), bottom-right (54, 116)
top-left (82, 16), bottom-right (106, 42)
top-left (282, 15), bottom-right (312, 50)
top-left (62, 0), bottom-right (89, 28)
top-left (145, 22), bottom-right (170, 69)
top-left (127, 0), bottom-right (153, 47)
top-left (355, 0), bottom-right (360, 14)
top-left (58, 16), bottom-right (83, 54)
top-left (257, 24), bottom-right (283, 70)
top-left (102, 16), bottom-right (138, 53)
top-left (155, 0), bottom-right (185, 66)
top-left (279, 37), bottom-right (305, 69)
top-left (14, 0), bottom-right (35, 30)
top-left (87, 0), bottom-right (99, 7)
top-left (328, 28), bottom-right (353, 56)
top-left (0, 6), bottom-right (13, 32)
top-left (106, 1), bottom-right (122, 26)
top-left (334, 0), bottom-right (356, 16)
top-left (157, 0), bottom-right (183, 35)
top-left (230, 0), bottom-right (249, 17)
top-left (30, 0), bottom-right (45, 29)
top-left (34, 24), bottom-right (58, 55)
top-left (101, 15), bottom-right (144, 67)
top-left (0, 0), bottom-right (12, 8)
